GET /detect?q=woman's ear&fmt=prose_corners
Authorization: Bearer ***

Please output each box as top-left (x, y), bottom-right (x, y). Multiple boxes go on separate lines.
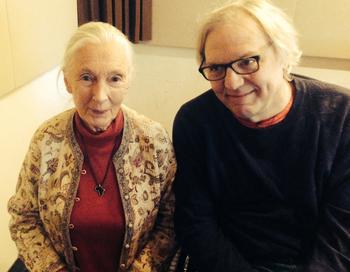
top-left (64, 76), bottom-right (72, 93)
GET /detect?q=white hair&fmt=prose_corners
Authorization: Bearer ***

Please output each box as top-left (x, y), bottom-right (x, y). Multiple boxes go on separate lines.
top-left (197, 0), bottom-right (302, 78)
top-left (62, 21), bottom-right (133, 75)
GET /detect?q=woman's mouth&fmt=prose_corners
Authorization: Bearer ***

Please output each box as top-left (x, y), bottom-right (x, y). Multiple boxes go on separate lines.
top-left (90, 109), bottom-right (108, 115)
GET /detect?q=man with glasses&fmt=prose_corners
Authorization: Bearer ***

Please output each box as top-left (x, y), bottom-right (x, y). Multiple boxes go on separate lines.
top-left (173, 0), bottom-right (350, 271)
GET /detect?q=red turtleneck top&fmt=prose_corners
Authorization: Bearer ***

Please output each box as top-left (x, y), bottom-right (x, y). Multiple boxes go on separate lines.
top-left (69, 112), bottom-right (125, 272)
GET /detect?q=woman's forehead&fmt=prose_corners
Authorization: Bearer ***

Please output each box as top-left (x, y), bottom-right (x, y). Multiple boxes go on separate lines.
top-left (74, 41), bottom-right (128, 60)
top-left (68, 41), bottom-right (131, 73)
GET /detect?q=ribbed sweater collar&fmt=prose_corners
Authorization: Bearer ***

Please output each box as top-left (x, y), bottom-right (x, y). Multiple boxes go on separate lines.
top-left (74, 111), bottom-right (124, 150)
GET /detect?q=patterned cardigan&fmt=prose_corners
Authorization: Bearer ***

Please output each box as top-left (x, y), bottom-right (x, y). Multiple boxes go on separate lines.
top-left (8, 105), bottom-right (177, 272)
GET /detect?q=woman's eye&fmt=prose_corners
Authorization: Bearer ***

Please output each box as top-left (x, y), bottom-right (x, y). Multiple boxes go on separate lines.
top-left (109, 74), bottom-right (126, 86)
top-left (80, 74), bottom-right (93, 82)
top-left (110, 75), bottom-right (122, 82)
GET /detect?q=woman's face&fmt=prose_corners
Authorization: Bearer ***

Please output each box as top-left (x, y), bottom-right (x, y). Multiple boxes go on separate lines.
top-left (64, 40), bottom-right (130, 132)
top-left (203, 15), bottom-right (290, 122)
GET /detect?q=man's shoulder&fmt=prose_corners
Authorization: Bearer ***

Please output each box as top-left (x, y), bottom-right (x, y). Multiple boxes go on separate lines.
top-left (294, 74), bottom-right (350, 99)
top-left (292, 75), bottom-right (350, 132)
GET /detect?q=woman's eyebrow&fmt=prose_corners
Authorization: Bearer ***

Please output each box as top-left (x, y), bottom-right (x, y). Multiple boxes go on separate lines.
top-left (79, 68), bottom-right (94, 74)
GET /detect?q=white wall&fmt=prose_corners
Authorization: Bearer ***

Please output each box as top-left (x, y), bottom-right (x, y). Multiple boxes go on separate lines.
top-left (125, 45), bottom-right (210, 133)
top-left (0, 0), bottom-right (77, 97)
top-left (149, 0), bottom-right (350, 61)
top-left (0, 68), bottom-right (73, 270)
top-left (1, 45), bottom-right (350, 270)
top-left (127, 45), bottom-right (350, 134)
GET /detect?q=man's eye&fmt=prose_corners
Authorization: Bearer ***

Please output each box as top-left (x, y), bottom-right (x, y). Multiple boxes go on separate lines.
top-left (238, 58), bottom-right (256, 67)
top-left (208, 65), bottom-right (223, 72)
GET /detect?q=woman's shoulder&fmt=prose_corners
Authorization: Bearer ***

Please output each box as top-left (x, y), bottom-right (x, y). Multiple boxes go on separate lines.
top-left (122, 105), bottom-right (168, 137)
top-left (33, 108), bottom-right (75, 140)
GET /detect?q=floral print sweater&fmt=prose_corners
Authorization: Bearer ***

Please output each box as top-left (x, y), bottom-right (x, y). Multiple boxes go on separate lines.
top-left (8, 105), bottom-right (177, 272)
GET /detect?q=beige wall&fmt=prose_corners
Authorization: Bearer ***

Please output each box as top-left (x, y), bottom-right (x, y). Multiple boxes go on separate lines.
top-left (147, 0), bottom-right (350, 68)
top-left (293, 0), bottom-right (350, 59)
top-left (0, 0), bottom-right (15, 95)
top-left (1, 0), bottom-right (350, 270)
top-left (0, 0), bottom-right (76, 269)
top-left (0, 0), bottom-right (77, 98)
top-left (127, 45), bottom-right (350, 135)
top-left (0, 67), bottom-right (73, 270)
top-left (2, 44), bottom-right (350, 271)
top-left (145, 0), bottom-right (226, 48)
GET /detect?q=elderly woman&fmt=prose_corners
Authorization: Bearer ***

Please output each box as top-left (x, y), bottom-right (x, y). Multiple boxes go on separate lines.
top-left (173, 0), bottom-right (350, 271)
top-left (8, 22), bottom-right (177, 272)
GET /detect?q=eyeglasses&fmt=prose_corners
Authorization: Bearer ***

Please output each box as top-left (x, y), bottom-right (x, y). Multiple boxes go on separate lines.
top-left (198, 55), bottom-right (260, 81)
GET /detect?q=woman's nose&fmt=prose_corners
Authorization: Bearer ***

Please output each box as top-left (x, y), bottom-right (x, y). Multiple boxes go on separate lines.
top-left (224, 67), bottom-right (244, 90)
top-left (92, 81), bottom-right (108, 102)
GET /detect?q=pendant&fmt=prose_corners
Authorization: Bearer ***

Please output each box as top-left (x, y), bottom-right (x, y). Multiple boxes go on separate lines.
top-left (95, 184), bottom-right (106, 197)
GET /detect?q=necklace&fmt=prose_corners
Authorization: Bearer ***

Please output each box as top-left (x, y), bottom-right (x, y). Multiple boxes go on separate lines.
top-left (77, 130), bottom-right (119, 197)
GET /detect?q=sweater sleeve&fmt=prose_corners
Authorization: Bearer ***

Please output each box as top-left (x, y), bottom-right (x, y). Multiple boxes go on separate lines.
top-left (303, 117), bottom-right (350, 271)
top-left (130, 129), bottom-right (178, 272)
top-left (172, 107), bottom-right (256, 272)
top-left (7, 131), bottom-right (67, 272)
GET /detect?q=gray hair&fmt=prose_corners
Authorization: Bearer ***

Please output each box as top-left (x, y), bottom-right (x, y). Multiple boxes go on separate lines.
top-left (62, 21), bottom-right (133, 75)
top-left (197, 0), bottom-right (302, 78)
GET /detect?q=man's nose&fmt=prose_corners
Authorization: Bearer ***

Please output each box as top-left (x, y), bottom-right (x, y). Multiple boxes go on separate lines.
top-left (224, 67), bottom-right (245, 90)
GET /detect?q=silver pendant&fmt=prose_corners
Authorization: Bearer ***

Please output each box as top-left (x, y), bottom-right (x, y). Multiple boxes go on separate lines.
top-left (95, 184), bottom-right (106, 197)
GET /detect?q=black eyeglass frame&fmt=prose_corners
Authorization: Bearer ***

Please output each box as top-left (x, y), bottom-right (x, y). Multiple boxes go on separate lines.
top-left (198, 55), bottom-right (261, 81)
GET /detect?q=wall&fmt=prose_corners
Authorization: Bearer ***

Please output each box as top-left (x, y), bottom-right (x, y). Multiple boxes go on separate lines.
top-left (125, 45), bottom-right (210, 133)
top-left (2, 0), bottom-right (350, 269)
top-left (127, 45), bottom-right (350, 135)
top-left (0, 0), bottom-right (77, 97)
top-left (0, 0), bottom-right (14, 95)
top-left (0, 68), bottom-right (73, 270)
top-left (2, 44), bottom-right (350, 270)
top-left (0, 0), bottom-right (76, 268)
top-left (147, 0), bottom-right (350, 69)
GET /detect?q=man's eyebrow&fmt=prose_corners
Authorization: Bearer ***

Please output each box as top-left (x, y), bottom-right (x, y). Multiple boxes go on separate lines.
top-left (203, 52), bottom-right (259, 66)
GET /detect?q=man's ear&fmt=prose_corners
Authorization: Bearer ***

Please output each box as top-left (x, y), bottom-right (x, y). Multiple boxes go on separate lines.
top-left (64, 77), bottom-right (72, 93)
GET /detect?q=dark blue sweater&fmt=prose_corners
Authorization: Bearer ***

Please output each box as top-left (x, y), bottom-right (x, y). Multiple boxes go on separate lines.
top-left (173, 75), bottom-right (350, 272)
